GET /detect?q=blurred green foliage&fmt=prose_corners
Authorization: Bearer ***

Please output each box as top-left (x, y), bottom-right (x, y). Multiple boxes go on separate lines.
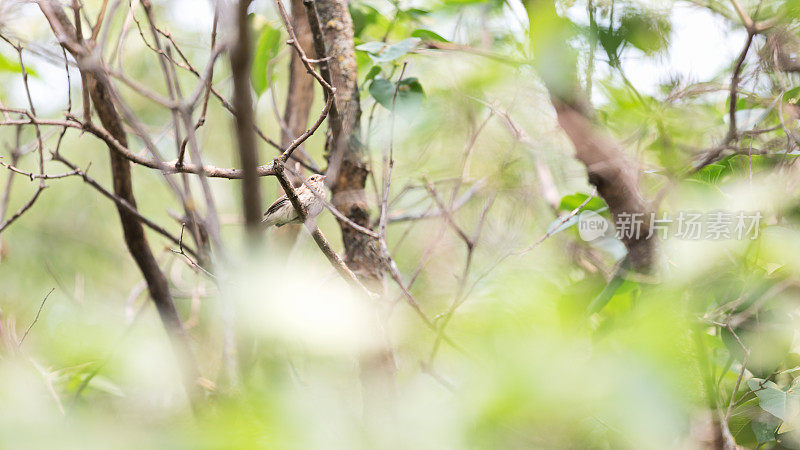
top-left (1, 0), bottom-right (800, 448)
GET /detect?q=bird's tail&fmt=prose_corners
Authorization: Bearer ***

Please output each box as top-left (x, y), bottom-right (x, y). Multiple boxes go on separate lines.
top-left (262, 216), bottom-right (285, 228)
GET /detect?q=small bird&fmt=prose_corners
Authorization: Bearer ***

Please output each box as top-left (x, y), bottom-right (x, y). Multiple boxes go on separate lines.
top-left (262, 174), bottom-right (326, 227)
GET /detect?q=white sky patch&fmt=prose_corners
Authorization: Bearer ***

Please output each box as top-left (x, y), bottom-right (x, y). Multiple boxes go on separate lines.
top-left (564, 2), bottom-right (745, 101)
top-left (621, 3), bottom-right (746, 94)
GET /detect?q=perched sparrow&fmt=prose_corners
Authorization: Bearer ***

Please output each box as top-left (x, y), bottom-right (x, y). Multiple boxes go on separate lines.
top-left (262, 174), bottom-right (326, 227)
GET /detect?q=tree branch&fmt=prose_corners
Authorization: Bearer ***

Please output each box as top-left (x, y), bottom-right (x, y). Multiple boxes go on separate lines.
top-left (37, 0), bottom-right (202, 408)
top-left (230, 0), bottom-right (263, 240)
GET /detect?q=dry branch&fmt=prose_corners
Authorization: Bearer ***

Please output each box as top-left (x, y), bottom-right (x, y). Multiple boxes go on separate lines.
top-left (281, 0), bottom-right (317, 182)
top-left (37, 0), bottom-right (202, 407)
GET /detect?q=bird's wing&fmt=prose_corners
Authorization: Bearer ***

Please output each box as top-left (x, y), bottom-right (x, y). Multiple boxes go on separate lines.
top-left (263, 195), bottom-right (289, 220)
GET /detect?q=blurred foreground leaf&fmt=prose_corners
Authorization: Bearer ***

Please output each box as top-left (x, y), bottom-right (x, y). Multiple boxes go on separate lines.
top-left (357, 38), bottom-right (421, 63)
top-left (251, 24), bottom-right (281, 96)
top-left (369, 77), bottom-right (425, 112)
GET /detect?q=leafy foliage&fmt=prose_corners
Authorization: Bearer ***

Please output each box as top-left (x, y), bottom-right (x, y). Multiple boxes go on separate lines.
top-left (368, 76), bottom-right (425, 111)
top-left (3, 0), bottom-right (800, 448)
top-left (356, 37), bottom-right (421, 63)
top-left (251, 23), bottom-right (282, 96)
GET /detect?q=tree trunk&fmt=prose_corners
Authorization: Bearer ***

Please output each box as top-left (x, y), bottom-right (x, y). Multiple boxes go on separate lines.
top-left (314, 0), bottom-right (385, 289)
top-left (310, 0), bottom-right (396, 406)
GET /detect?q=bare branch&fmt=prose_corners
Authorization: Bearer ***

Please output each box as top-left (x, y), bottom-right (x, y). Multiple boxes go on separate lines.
top-left (0, 116), bottom-right (279, 179)
top-left (53, 155), bottom-right (200, 260)
top-left (18, 288), bottom-right (55, 346)
top-left (38, 0), bottom-right (203, 408)
top-left (0, 184), bottom-right (46, 234)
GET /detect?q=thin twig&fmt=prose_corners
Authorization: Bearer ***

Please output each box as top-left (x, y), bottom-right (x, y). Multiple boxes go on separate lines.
top-left (53, 155), bottom-right (200, 259)
top-left (0, 185), bottom-right (46, 234)
top-left (378, 63), bottom-right (407, 238)
top-left (18, 288), bottom-right (55, 346)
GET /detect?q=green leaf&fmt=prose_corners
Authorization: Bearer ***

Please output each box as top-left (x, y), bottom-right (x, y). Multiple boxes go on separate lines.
top-left (599, 279), bottom-right (642, 315)
top-left (368, 78), bottom-right (394, 108)
top-left (355, 41), bottom-right (386, 53)
top-left (0, 53), bottom-right (37, 76)
top-left (597, 28), bottom-right (624, 62)
top-left (618, 12), bottom-right (671, 56)
top-left (692, 154), bottom-right (777, 185)
top-left (441, 0), bottom-right (491, 6)
top-left (356, 38), bottom-right (421, 63)
top-left (584, 273), bottom-right (626, 316)
top-left (786, 86), bottom-right (800, 103)
top-left (411, 29), bottom-right (449, 43)
top-left (748, 378), bottom-right (800, 422)
top-left (726, 95), bottom-right (761, 112)
top-left (363, 65), bottom-right (382, 84)
top-left (350, 2), bottom-right (384, 37)
top-left (397, 77), bottom-right (424, 96)
top-left (369, 77), bottom-right (424, 112)
top-left (723, 311), bottom-right (793, 378)
top-left (251, 24), bottom-right (282, 96)
top-left (729, 397), bottom-right (763, 447)
top-left (400, 8), bottom-right (430, 19)
top-left (693, 163), bottom-right (726, 185)
top-left (783, 0), bottom-right (800, 20)
top-left (592, 11), bottom-right (671, 65)
top-left (528, 2), bottom-right (580, 98)
top-left (725, 154), bottom-right (775, 178)
top-left (0, 53), bottom-right (20, 73)
top-left (558, 193), bottom-right (607, 212)
top-left (84, 375), bottom-right (125, 397)
top-left (752, 416), bottom-right (779, 444)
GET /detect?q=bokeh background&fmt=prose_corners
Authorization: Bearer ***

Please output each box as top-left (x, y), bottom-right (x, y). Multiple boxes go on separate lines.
top-left (2, 0), bottom-right (800, 448)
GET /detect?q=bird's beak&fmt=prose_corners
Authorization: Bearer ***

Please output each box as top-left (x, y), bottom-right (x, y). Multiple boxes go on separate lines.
top-left (320, 175), bottom-right (326, 181)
